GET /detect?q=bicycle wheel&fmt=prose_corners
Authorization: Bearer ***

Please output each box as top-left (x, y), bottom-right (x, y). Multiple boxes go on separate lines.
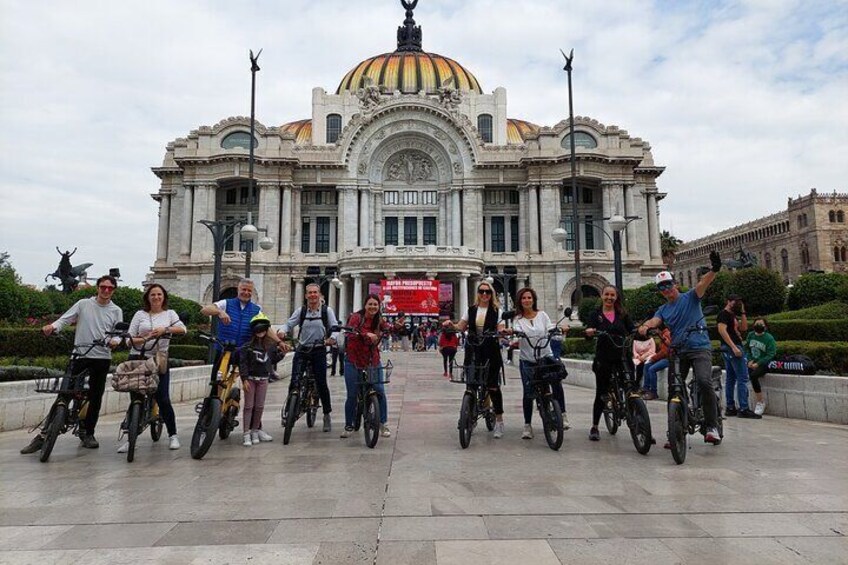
top-left (603, 403), bottom-right (619, 435)
top-left (668, 399), bottom-right (687, 465)
top-left (218, 388), bottom-right (240, 440)
top-left (283, 391), bottom-right (299, 445)
top-left (458, 392), bottom-right (474, 449)
top-left (541, 397), bottom-right (564, 451)
top-left (190, 397), bottom-right (222, 460)
top-left (127, 402), bottom-right (142, 463)
top-left (39, 403), bottom-right (67, 463)
top-left (628, 397), bottom-right (653, 455)
top-left (150, 417), bottom-right (163, 442)
top-left (363, 393), bottom-right (381, 449)
top-left (484, 406), bottom-right (495, 432)
top-left (305, 386), bottom-right (318, 428)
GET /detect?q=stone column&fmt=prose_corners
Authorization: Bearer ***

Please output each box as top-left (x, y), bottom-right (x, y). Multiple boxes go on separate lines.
top-left (374, 190), bottom-right (384, 246)
top-left (156, 192), bottom-right (171, 261)
top-left (292, 186), bottom-right (302, 254)
top-left (451, 189), bottom-right (462, 246)
top-left (646, 191), bottom-right (661, 259)
top-left (293, 277), bottom-right (305, 312)
top-left (539, 184), bottom-right (560, 254)
top-left (180, 185), bottom-right (193, 256)
top-left (624, 184), bottom-right (638, 255)
top-left (459, 273), bottom-right (469, 316)
top-left (359, 187), bottom-right (370, 246)
top-left (259, 183), bottom-right (280, 256)
top-left (476, 188), bottom-right (485, 251)
top-left (327, 282), bottom-right (337, 312)
top-left (190, 183), bottom-right (216, 261)
top-left (439, 189), bottom-right (447, 245)
top-left (339, 185), bottom-right (358, 251)
top-left (280, 184), bottom-right (292, 255)
top-left (518, 186), bottom-right (528, 252)
top-left (527, 184), bottom-right (540, 255)
top-left (338, 278), bottom-right (348, 321)
top-left (352, 274), bottom-right (363, 312)
top-left (600, 182), bottom-right (612, 252)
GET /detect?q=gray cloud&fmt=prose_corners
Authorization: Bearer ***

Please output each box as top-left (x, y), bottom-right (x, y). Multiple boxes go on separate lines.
top-left (1, 0), bottom-right (846, 289)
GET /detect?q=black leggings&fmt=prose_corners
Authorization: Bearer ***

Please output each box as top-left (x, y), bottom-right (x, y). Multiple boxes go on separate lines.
top-left (487, 386), bottom-right (504, 415)
top-left (591, 359), bottom-right (613, 427)
top-left (441, 347), bottom-right (457, 373)
top-left (749, 363), bottom-right (767, 393)
top-left (73, 358), bottom-right (111, 435)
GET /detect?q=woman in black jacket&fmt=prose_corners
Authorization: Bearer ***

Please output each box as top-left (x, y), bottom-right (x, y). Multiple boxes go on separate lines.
top-left (584, 285), bottom-right (634, 441)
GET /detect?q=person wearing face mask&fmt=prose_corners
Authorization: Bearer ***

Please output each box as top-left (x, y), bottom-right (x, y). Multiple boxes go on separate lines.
top-left (745, 318), bottom-right (777, 416)
top-left (717, 294), bottom-right (761, 419)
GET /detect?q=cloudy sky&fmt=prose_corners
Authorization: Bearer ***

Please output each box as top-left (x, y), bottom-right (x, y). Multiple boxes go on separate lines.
top-left (2, 0), bottom-right (846, 288)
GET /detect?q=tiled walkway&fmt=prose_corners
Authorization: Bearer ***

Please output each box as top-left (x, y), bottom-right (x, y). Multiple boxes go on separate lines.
top-left (2, 352), bottom-right (846, 564)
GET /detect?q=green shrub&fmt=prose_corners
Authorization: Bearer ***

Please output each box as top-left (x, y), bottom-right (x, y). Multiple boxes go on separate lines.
top-left (725, 268), bottom-right (786, 315)
top-left (0, 365), bottom-right (63, 383)
top-left (43, 289), bottom-right (72, 315)
top-left (562, 337), bottom-right (595, 356)
top-left (709, 319), bottom-right (848, 343)
top-left (787, 272), bottom-right (848, 310)
top-left (702, 270), bottom-right (733, 308)
top-left (623, 283), bottom-right (666, 322)
top-left (0, 275), bottom-right (28, 322)
top-left (168, 295), bottom-right (204, 324)
top-left (578, 297), bottom-right (601, 325)
top-left (771, 341), bottom-right (848, 375)
top-left (768, 301), bottom-right (848, 321)
top-left (21, 287), bottom-right (53, 318)
top-left (168, 344), bottom-right (210, 361)
top-left (836, 278), bottom-right (848, 304)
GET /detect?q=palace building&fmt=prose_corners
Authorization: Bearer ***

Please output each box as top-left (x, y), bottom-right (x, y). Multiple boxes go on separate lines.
top-left (674, 189), bottom-right (848, 287)
top-left (148, 2), bottom-right (667, 322)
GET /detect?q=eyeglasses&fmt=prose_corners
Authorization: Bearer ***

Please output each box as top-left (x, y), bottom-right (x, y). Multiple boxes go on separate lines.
top-left (98, 285), bottom-right (116, 291)
top-left (657, 283), bottom-right (674, 291)
top-left (477, 289), bottom-right (492, 295)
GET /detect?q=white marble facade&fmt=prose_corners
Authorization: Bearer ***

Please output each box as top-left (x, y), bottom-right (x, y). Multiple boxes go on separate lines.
top-left (149, 16), bottom-right (666, 323)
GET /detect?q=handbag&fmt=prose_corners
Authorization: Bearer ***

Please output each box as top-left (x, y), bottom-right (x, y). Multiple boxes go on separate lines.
top-left (535, 355), bottom-right (568, 381)
top-left (112, 358), bottom-right (160, 394)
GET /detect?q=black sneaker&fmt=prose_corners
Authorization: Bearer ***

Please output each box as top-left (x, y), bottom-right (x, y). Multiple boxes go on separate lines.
top-left (20, 435), bottom-right (45, 454)
top-left (738, 408), bottom-right (762, 419)
top-left (588, 427), bottom-right (600, 441)
top-left (80, 434), bottom-right (100, 449)
top-left (725, 407), bottom-right (738, 417)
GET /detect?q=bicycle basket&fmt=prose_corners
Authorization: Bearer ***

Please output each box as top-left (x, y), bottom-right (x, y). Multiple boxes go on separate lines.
top-left (34, 371), bottom-right (89, 394)
top-left (111, 358), bottom-right (160, 394)
top-left (449, 361), bottom-right (490, 385)
top-left (362, 361), bottom-right (392, 384)
top-left (532, 355), bottom-right (568, 382)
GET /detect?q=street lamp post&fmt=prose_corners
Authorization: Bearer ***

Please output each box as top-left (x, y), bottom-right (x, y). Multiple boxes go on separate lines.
top-left (560, 48), bottom-right (582, 305)
top-left (484, 266), bottom-right (518, 313)
top-left (305, 266), bottom-right (343, 309)
top-left (239, 212), bottom-right (274, 278)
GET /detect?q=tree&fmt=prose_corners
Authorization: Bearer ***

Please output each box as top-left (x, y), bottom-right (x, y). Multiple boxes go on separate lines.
top-left (727, 268), bottom-right (786, 314)
top-left (660, 231), bottom-right (683, 269)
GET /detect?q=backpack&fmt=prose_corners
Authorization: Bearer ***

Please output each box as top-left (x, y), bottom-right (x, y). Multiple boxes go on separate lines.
top-left (298, 304), bottom-right (330, 338)
top-left (767, 354), bottom-right (816, 375)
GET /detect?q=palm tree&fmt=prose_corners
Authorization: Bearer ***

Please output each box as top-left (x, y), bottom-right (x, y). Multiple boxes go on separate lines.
top-left (660, 230), bottom-right (683, 269)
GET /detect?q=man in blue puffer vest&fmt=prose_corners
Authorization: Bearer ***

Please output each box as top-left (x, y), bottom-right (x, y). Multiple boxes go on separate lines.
top-left (201, 278), bottom-right (264, 370)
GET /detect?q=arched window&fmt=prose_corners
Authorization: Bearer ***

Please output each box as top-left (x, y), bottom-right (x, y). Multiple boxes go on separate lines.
top-left (842, 247), bottom-right (847, 262)
top-left (561, 131), bottom-right (598, 149)
top-left (829, 210), bottom-right (836, 222)
top-left (838, 210), bottom-right (845, 223)
top-left (835, 247), bottom-right (841, 262)
top-left (221, 131), bottom-right (257, 150)
top-left (781, 249), bottom-right (789, 272)
top-left (477, 114), bottom-right (493, 143)
top-left (326, 114), bottom-right (342, 143)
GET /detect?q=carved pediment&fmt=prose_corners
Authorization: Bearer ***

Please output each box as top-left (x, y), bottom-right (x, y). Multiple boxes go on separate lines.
top-left (383, 150), bottom-right (435, 184)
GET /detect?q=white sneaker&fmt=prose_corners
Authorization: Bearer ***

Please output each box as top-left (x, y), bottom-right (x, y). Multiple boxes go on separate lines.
top-left (251, 430), bottom-right (260, 444)
top-left (256, 429), bottom-right (273, 442)
top-left (168, 435), bottom-right (180, 450)
top-left (116, 442), bottom-right (128, 453)
top-left (340, 427), bottom-right (354, 438)
top-left (562, 412), bottom-right (571, 430)
top-left (754, 401), bottom-right (766, 416)
top-left (493, 421), bottom-right (505, 439)
top-left (522, 424), bottom-right (533, 439)
top-left (380, 425), bottom-right (391, 438)
top-left (242, 433), bottom-right (253, 447)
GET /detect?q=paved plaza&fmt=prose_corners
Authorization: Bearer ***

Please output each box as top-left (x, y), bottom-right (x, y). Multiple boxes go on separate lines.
top-left (1, 351), bottom-right (847, 564)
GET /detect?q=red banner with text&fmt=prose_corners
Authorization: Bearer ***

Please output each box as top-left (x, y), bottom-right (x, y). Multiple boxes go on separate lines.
top-left (379, 280), bottom-right (440, 317)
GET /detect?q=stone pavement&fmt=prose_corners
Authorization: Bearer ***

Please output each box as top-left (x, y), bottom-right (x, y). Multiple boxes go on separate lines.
top-left (1, 351), bottom-right (846, 565)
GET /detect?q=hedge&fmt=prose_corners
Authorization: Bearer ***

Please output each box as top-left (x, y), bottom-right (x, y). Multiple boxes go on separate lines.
top-left (708, 319), bottom-right (848, 342)
top-left (772, 341), bottom-right (848, 375)
top-left (726, 268), bottom-right (786, 314)
top-left (577, 297), bottom-right (601, 325)
top-left (168, 345), bottom-right (210, 361)
top-left (0, 327), bottom-right (205, 357)
top-left (768, 301), bottom-right (848, 321)
top-left (623, 283), bottom-right (666, 322)
top-left (787, 272), bottom-right (848, 310)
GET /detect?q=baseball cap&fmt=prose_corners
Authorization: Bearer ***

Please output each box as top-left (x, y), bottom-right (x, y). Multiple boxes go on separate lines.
top-left (727, 294), bottom-right (742, 302)
top-left (654, 271), bottom-right (675, 289)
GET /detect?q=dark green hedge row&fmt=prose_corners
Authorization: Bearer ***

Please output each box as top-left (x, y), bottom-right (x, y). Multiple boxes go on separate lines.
top-left (707, 319), bottom-right (848, 343)
top-left (168, 345), bottom-right (210, 361)
top-left (0, 328), bottom-right (205, 357)
top-left (768, 301), bottom-right (848, 321)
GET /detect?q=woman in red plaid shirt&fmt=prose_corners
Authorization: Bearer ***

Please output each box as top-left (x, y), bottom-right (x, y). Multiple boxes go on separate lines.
top-left (341, 294), bottom-right (393, 439)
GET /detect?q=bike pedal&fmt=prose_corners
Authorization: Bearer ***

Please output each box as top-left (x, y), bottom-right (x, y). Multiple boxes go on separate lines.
top-left (194, 402), bottom-right (204, 414)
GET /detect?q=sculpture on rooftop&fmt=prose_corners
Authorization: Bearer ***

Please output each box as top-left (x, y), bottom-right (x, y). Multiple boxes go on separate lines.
top-left (45, 247), bottom-right (93, 293)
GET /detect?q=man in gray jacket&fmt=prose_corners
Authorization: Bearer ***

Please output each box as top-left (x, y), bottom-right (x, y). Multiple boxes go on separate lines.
top-left (21, 275), bottom-right (123, 453)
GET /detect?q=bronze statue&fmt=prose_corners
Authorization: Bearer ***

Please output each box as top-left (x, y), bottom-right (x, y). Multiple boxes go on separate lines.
top-left (45, 247), bottom-right (93, 293)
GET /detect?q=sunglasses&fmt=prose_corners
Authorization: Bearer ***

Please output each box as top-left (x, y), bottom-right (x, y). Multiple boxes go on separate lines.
top-left (657, 283), bottom-right (674, 291)
top-left (98, 285), bottom-right (116, 291)
top-left (477, 289), bottom-right (493, 295)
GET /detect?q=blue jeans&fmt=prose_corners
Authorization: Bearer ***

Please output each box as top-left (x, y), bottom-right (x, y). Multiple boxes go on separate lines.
top-left (292, 348), bottom-right (332, 414)
top-left (519, 360), bottom-right (566, 425)
top-left (154, 367), bottom-right (177, 436)
top-left (722, 345), bottom-right (750, 410)
top-left (344, 360), bottom-right (387, 427)
top-left (643, 359), bottom-right (668, 395)
top-left (550, 339), bottom-right (562, 359)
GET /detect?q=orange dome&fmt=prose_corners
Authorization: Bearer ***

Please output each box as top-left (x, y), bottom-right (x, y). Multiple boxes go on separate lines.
top-left (336, 51), bottom-right (482, 96)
